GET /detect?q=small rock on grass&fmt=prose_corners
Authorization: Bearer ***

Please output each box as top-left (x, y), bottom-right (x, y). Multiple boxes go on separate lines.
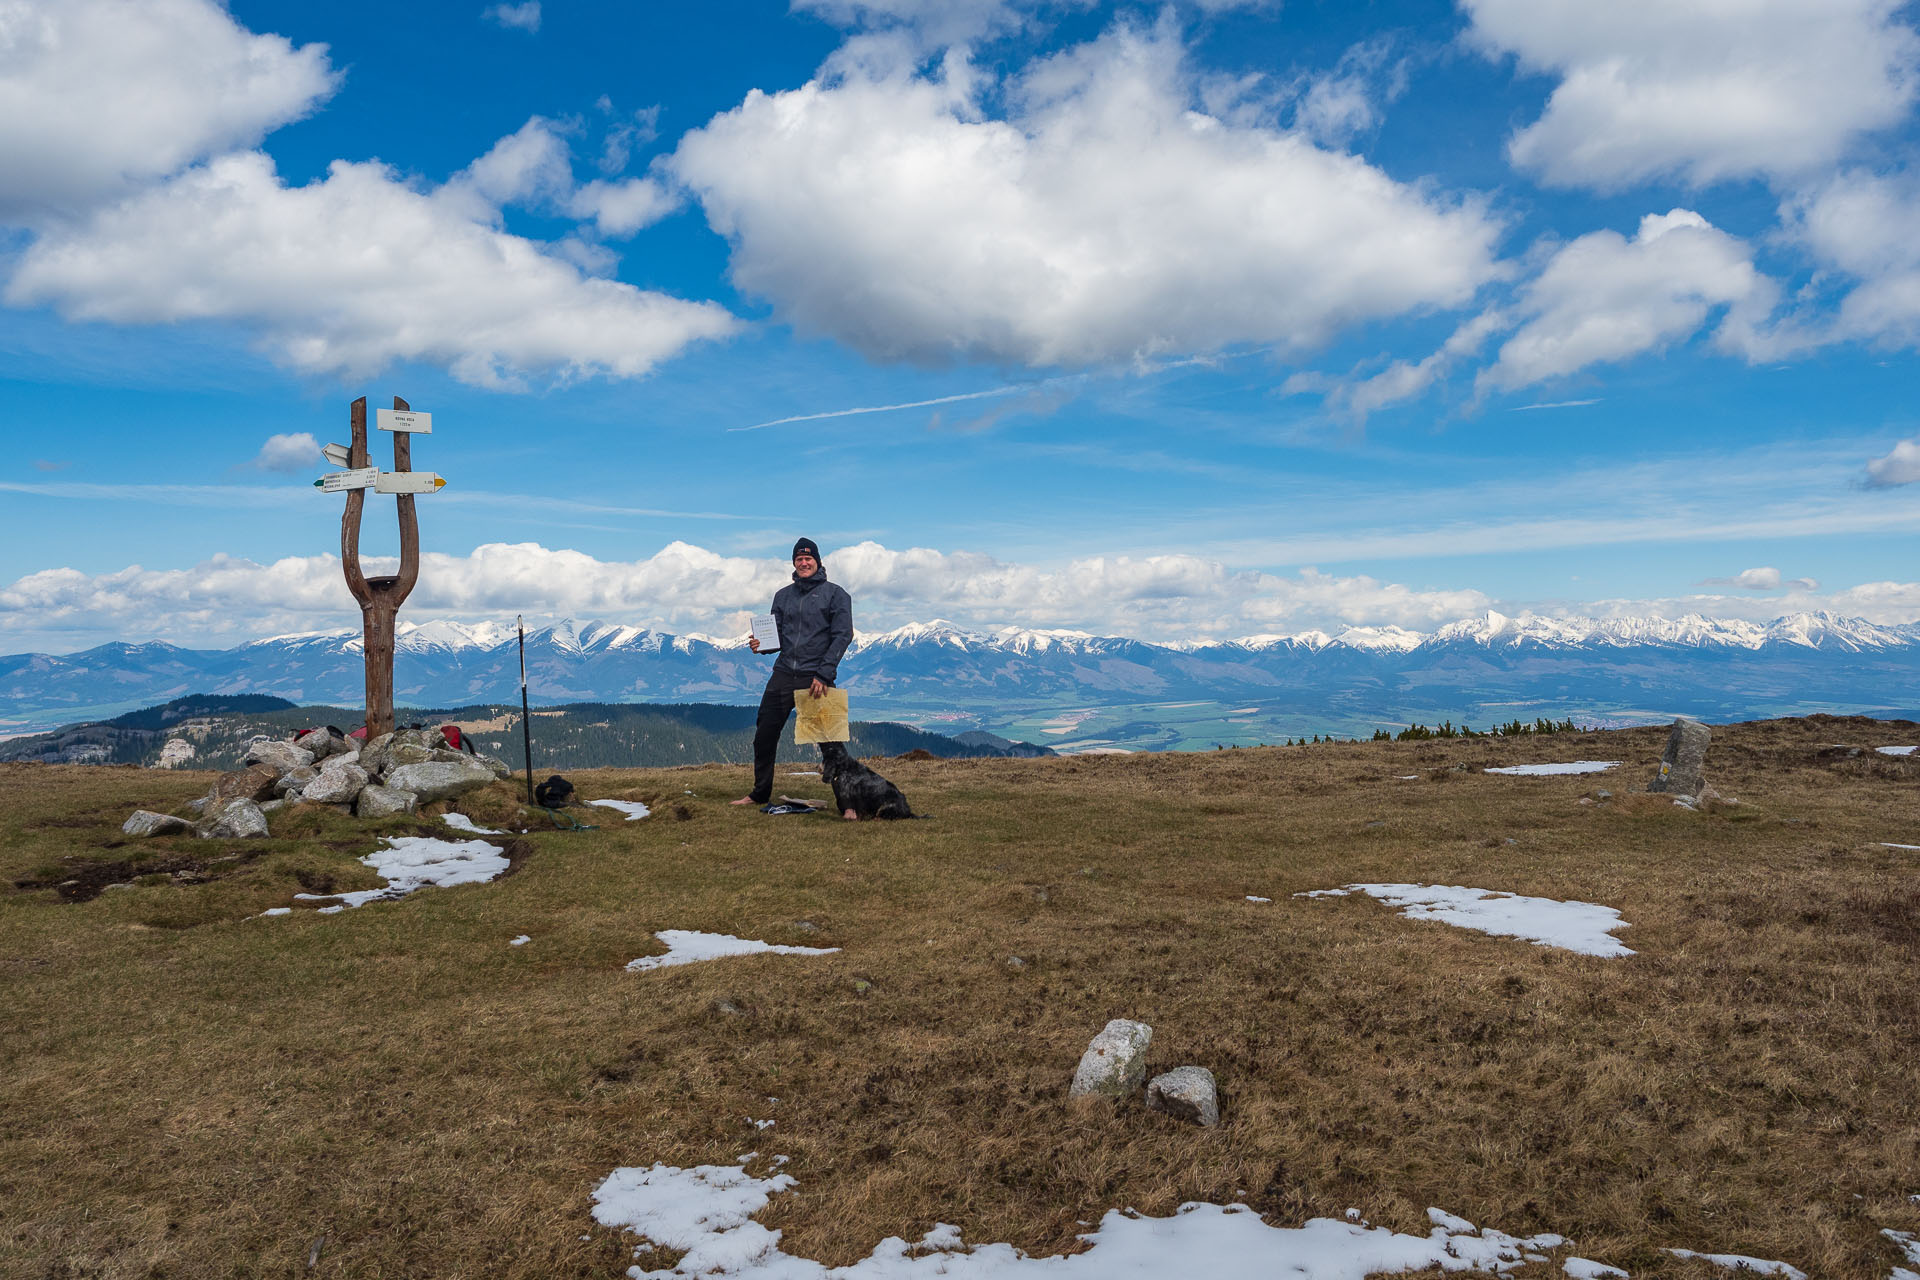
top-left (1070, 1018), bottom-right (1153, 1099)
top-left (201, 798), bottom-right (268, 839)
top-left (1147, 1066), bottom-right (1220, 1127)
top-left (355, 785), bottom-right (417, 818)
top-left (122, 810), bottom-right (192, 837)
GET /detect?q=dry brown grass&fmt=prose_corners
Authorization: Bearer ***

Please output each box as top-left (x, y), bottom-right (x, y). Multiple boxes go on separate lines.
top-left (3, 716), bottom-right (1920, 1277)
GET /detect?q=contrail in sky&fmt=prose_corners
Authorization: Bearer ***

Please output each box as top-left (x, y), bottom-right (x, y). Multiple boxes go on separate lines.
top-left (731, 386), bottom-right (1023, 432)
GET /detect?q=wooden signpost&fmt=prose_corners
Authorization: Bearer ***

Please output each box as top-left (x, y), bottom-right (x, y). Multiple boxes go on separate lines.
top-left (329, 395), bottom-right (444, 739)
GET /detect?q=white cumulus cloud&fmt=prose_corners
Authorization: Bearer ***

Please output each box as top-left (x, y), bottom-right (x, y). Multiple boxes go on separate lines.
top-left (483, 2), bottom-right (541, 33)
top-left (0, 0), bottom-right (338, 220)
top-left (4, 150), bottom-right (739, 389)
top-left (248, 432), bottom-right (320, 474)
top-left (1866, 438), bottom-right (1920, 488)
top-left (669, 20), bottom-right (1503, 368)
top-left (1463, 0), bottom-right (1920, 191)
top-left (1478, 210), bottom-right (1770, 392)
top-left (1775, 169), bottom-right (1920, 352)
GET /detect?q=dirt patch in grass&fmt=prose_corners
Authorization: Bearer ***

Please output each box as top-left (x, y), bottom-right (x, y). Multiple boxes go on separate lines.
top-left (3, 719), bottom-right (1920, 1277)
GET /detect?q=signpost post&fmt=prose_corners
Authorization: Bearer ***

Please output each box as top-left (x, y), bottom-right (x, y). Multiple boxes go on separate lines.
top-left (329, 396), bottom-right (444, 740)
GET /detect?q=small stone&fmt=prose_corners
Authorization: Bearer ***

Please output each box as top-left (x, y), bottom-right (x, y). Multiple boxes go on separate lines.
top-left (1070, 1018), bottom-right (1153, 1099)
top-left (791, 920), bottom-right (819, 933)
top-left (259, 799), bottom-right (287, 814)
top-left (712, 998), bottom-right (745, 1016)
top-left (472, 752), bottom-right (513, 779)
top-left (1006, 955), bottom-right (1028, 970)
top-left (355, 785), bottom-right (418, 818)
top-left (1502, 837), bottom-right (1518, 846)
top-left (201, 798), bottom-right (269, 839)
top-left (1594, 789), bottom-right (1612, 800)
top-left (387, 743), bottom-right (436, 769)
top-left (851, 978), bottom-right (873, 995)
top-left (1147, 1066), bottom-right (1220, 1127)
top-left (1648, 717), bottom-right (1711, 798)
top-left (301, 758), bottom-right (369, 805)
top-left (122, 810), bottom-right (192, 837)
top-left (212, 764), bottom-right (281, 803)
top-left (243, 740), bottom-right (313, 777)
top-left (274, 766), bottom-right (318, 798)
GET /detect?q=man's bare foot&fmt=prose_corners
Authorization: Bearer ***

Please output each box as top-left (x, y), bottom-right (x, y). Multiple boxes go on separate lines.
top-left (843, 808), bottom-right (858, 821)
top-left (730, 796), bottom-right (758, 806)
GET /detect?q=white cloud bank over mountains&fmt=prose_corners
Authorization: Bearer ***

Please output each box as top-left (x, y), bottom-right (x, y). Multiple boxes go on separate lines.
top-left (7, 539), bottom-right (1919, 653)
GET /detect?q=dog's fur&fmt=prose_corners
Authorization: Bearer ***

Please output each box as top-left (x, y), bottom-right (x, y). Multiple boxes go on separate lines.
top-left (816, 742), bottom-right (918, 820)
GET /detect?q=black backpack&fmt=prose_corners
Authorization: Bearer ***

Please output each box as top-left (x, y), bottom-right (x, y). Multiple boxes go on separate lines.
top-left (534, 775), bottom-right (575, 809)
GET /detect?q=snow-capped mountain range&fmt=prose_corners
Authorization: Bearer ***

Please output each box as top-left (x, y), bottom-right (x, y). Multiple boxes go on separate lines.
top-left (5, 611), bottom-right (1919, 742)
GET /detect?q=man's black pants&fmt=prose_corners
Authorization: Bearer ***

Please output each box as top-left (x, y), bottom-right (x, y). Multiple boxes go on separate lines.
top-left (749, 670), bottom-right (827, 803)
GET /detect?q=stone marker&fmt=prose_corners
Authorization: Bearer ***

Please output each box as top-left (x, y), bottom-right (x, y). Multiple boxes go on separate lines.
top-left (1070, 1018), bottom-right (1153, 1098)
top-left (122, 810), bottom-right (193, 838)
top-left (1647, 718), bottom-right (1711, 797)
top-left (1147, 1066), bottom-right (1220, 1127)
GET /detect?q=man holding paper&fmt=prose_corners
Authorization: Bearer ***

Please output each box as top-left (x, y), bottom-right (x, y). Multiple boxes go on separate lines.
top-left (731, 537), bottom-right (854, 807)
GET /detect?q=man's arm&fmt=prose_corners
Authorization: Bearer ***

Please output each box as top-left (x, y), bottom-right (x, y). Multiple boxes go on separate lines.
top-left (814, 585), bottom-right (853, 684)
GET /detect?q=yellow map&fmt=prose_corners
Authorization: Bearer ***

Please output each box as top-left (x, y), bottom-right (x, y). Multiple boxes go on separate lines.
top-left (791, 687), bottom-right (850, 744)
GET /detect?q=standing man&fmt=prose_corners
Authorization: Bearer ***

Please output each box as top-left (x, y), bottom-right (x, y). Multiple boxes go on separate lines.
top-left (731, 537), bottom-right (853, 808)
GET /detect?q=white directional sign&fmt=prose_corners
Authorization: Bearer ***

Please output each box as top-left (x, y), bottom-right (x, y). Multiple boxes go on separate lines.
top-left (376, 409), bottom-right (432, 434)
top-left (374, 470), bottom-right (447, 495)
top-left (321, 442), bottom-right (352, 467)
top-left (317, 467), bottom-right (378, 493)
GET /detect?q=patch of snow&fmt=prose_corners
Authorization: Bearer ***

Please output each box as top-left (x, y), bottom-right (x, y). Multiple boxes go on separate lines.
top-left (1246, 895), bottom-right (1271, 903)
top-left (590, 1156), bottom-right (1572, 1279)
top-left (1298, 883), bottom-right (1634, 957)
top-left (1484, 761), bottom-right (1620, 776)
top-left (1877, 745), bottom-right (1917, 757)
top-left (1563, 1261), bottom-right (1628, 1279)
top-left (1396, 775), bottom-right (1420, 780)
top-left (292, 836), bottom-right (511, 912)
top-left (787, 771), bottom-right (821, 777)
top-left (442, 813), bottom-right (504, 835)
top-left (257, 907), bottom-right (291, 917)
top-left (510, 935), bottom-right (531, 946)
top-left (1664, 1248), bottom-right (1805, 1278)
top-left (626, 930), bottom-right (840, 972)
top-left (1884, 1229), bottom-right (1920, 1280)
top-left (590, 799), bottom-right (652, 820)
top-left (1883, 844), bottom-right (1920, 852)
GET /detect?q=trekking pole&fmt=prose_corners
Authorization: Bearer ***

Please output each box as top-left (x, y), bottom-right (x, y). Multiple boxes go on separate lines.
top-left (518, 614), bottom-right (534, 805)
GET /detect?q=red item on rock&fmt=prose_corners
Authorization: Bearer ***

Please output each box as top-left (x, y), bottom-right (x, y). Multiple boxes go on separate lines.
top-left (440, 724), bottom-right (462, 750)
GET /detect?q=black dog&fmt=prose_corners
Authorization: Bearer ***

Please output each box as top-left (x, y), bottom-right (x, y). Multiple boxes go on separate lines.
top-left (816, 742), bottom-right (917, 820)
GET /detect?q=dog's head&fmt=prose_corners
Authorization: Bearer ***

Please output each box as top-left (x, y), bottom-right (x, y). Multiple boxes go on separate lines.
top-left (816, 741), bottom-right (850, 775)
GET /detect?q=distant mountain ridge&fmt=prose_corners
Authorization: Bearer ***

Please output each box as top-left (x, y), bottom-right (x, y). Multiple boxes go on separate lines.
top-left (6, 610), bottom-right (1919, 748)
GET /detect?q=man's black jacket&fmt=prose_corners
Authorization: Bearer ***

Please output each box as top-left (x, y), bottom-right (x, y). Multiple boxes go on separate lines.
top-left (768, 566), bottom-right (853, 683)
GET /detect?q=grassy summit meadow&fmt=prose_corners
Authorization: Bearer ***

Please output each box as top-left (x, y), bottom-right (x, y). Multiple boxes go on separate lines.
top-left (4, 716), bottom-right (1920, 1278)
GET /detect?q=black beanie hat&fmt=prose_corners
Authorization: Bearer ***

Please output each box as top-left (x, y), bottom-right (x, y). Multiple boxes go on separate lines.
top-left (792, 537), bottom-right (820, 561)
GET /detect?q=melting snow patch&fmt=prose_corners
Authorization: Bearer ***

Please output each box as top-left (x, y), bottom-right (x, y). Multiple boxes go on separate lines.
top-left (1484, 761), bottom-right (1620, 776)
top-left (1877, 745), bottom-right (1917, 757)
top-left (258, 907), bottom-right (291, 917)
top-left (1299, 883), bottom-right (1634, 957)
top-left (1246, 895), bottom-right (1271, 903)
top-left (1882, 843), bottom-right (1920, 852)
top-left (1563, 1260), bottom-right (1628, 1279)
top-left (510, 935), bottom-right (531, 946)
top-left (1665, 1248), bottom-right (1805, 1278)
top-left (1884, 1229), bottom-right (1920, 1280)
top-left (590, 1156), bottom-right (1571, 1279)
top-left (291, 836), bottom-right (511, 912)
top-left (591, 799), bottom-right (652, 821)
top-left (441, 812), bottom-right (504, 835)
top-left (626, 930), bottom-right (840, 972)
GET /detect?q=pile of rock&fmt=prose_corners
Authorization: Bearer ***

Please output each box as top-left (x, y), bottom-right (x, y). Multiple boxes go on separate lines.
top-left (1068, 1017), bottom-right (1221, 1127)
top-left (122, 727), bottom-right (512, 840)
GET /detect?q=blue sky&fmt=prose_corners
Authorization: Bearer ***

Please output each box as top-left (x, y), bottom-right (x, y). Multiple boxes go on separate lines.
top-left (3, 0), bottom-right (1919, 652)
